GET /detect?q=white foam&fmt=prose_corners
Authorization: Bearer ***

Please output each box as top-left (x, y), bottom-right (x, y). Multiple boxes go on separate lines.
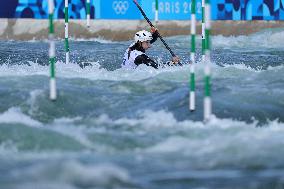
top-left (113, 110), bottom-right (183, 128)
top-left (92, 110), bottom-right (284, 156)
top-left (213, 30), bottom-right (284, 49)
top-left (69, 37), bottom-right (119, 44)
top-left (5, 158), bottom-right (129, 187)
top-left (27, 89), bottom-right (44, 115)
top-left (94, 110), bottom-right (251, 130)
top-left (0, 107), bottom-right (42, 127)
top-left (60, 161), bottom-right (130, 185)
top-left (222, 63), bottom-right (260, 72)
top-left (267, 64), bottom-right (284, 71)
top-left (0, 61), bottom-right (187, 81)
top-left (0, 63), bottom-right (48, 77)
top-left (141, 115), bottom-right (284, 166)
top-left (170, 29), bottom-right (284, 50)
top-left (48, 121), bottom-right (93, 148)
top-left (53, 117), bottom-right (82, 124)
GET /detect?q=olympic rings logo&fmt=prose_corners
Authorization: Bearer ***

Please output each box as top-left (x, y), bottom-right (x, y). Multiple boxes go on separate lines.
top-left (112, 1), bottom-right (129, 15)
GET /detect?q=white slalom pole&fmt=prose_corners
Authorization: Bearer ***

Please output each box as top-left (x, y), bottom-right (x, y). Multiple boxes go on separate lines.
top-left (202, 0), bottom-right (205, 62)
top-left (155, 0), bottom-right (158, 25)
top-left (86, 0), bottom-right (90, 28)
top-left (189, 0), bottom-right (196, 111)
top-left (65, 0), bottom-right (69, 64)
top-left (48, 0), bottom-right (56, 100)
top-left (204, 0), bottom-right (212, 122)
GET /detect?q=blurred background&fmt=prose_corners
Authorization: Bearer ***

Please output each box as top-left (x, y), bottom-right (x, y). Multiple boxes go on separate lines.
top-left (1, 0), bottom-right (284, 40)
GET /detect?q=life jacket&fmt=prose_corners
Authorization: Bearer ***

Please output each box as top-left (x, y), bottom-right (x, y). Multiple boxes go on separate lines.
top-left (121, 48), bottom-right (144, 69)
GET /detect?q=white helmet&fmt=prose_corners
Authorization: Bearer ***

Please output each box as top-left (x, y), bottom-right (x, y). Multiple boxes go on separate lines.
top-left (134, 30), bottom-right (153, 43)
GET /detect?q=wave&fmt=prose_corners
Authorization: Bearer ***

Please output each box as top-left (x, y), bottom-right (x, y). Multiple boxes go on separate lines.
top-left (0, 108), bottom-right (283, 170)
top-left (0, 61), bottom-right (283, 81)
top-left (92, 110), bottom-right (284, 168)
top-left (168, 28), bottom-right (284, 50)
top-left (0, 107), bottom-right (42, 127)
top-left (1, 160), bottom-right (130, 189)
top-left (1, 108), bottom-right (284, 144)
top-left (69, 37), bottom-right (120, 44)
top-left (95, 109), bottom-right (284, 129)
top-left (213, 29), bottom-right (284, 50)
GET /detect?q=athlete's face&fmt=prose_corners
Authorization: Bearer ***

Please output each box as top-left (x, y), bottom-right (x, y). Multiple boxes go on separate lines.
top-left (142, 41), bottom-right (151, 50)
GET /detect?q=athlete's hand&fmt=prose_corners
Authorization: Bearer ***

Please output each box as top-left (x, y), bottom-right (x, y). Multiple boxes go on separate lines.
top-left (172, 56), bottom-right (180, 63)
top-left (150, 27), bottom-right (157, 34)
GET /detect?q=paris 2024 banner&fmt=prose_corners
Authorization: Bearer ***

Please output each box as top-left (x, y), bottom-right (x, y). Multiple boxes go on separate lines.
top-left (0, 0), bottom-right (283, 20)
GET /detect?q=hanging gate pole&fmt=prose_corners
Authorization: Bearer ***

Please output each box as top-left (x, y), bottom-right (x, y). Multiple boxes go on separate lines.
top-left (155, 0), bottom-right (159, 24)
top-left (86, 0), bottom-right (90, 28)
top-left (48, 0), bottom-right (56, 100)
top-left (189, 0), bottom-right (196, 111)
top-left (65, 0), bottom-right (69, 64)
top-left (204, 0), bottom-right (212, 121)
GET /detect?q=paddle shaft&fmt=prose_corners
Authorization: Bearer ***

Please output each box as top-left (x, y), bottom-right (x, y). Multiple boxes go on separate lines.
top-left (133, 0), bottom-right (176, 57)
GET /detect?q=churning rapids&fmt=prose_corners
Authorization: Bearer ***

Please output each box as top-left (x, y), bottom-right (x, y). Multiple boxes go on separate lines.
top-left (0, 29), bottom-right (284, 189)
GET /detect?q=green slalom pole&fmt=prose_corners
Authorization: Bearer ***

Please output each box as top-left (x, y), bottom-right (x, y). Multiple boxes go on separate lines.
top-left (204, 0), bottom-right (212, 121)
top-left (202, 0), bottom-right (205, 62)
top-left (155, 0), bottom-right (159, 24)
top-left (86, 0), bottom-right (90, 28)
top-left (189, 0), bottom-right (196, 111)
top-left (65, 0), bottom-right (69, 64)
top-left (48, 0), bottom-right (56, 100)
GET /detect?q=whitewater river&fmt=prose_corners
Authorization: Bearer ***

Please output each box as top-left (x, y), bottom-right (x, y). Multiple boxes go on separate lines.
top-left (0, 29), bottom-right (284, 189)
